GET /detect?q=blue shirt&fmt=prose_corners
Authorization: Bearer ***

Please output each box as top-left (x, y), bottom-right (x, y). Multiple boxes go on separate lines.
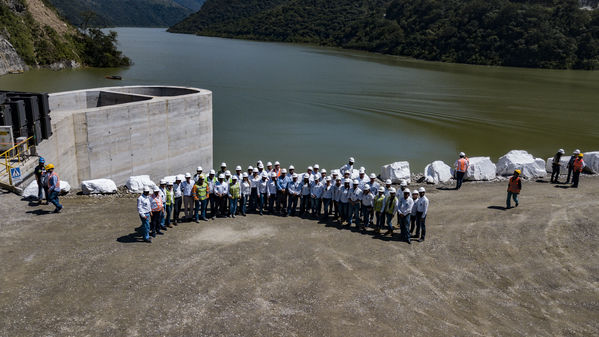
top-left (276, 175), bottom-right (290, 191)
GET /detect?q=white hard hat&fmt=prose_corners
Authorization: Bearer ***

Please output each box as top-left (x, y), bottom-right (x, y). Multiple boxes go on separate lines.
top-left (352, 179), bottom-right (359, 184)
top-left (336, 177), bottom-right (341, 181)
top-left (176, 175), bottom-right (183, 181)
top-left (209, 169), bottom-right (215, 175)
top-left (242, 172), bottom-right (248, 178)
top-left (349, 157), bottom-right (355, 162)
top-left (574, 149), bottom-right (580, 155)
top-left (412, 190), bottom-right (419, 195)
top-left (257, 160), bottom-right (263, 165)
top-left (404, 188), bottom-right (411, 194)
top-left (321, 168), bottom-right (327, 173)
top-left (332, 172), bottom-right (338, 176)
top-left (218, 174), bottom-right (225, 179)
top-left (292, 173), bottom-right (298, 178)
top-left (459, 152), bottom-right (465, 157)
top-left (253, 168), bottom-right (259, 173)
top-left (167, 182), bottom-right (173, 186)
top-left (159, 179), bottom-right (166, 185)
top-left (304, 173), bottom-right (310, 179)
top-left (558, 149), bottom-right (565, 154)
top-left (344, 179), bottom-right (350, 184)
top-left (326, 177), bottom-right (331, 181)
top-left (359, 168), bottom-right (365, 174)
top-left (235, 165), bottom-right (242, 171)
top-left (378, 187), bottom-right (385, 193)
top-left (281, 168), bottom-right (287, 174)
top-left (143, 186), bottom-right (150, 192)
top-left (197, 166), bottom-right (203, 171)
top-left (385, 179), bottom-right (392, 185)
top-left (389, 187), bottom-right (396, 193)
top-left (370, 173), bottom-right (376, 179)
top-left (258, 163), bottom-right (264, 169)
top-left (289, 165), bottom-right (295, 170)
top-left (271, 172), bottom-right (276, 177)
top-left (308, 166), bottom-right (313, 171)
top-left (267, 161), bottom-right (272, 166)
top-left (364, 184), bottom-right (370, 190)
top-left (232, 176), bottom-right (238, 180)
top-left (400, 180), bottom-right (408, 187)
top-left (314, 164), bottom-right (319, 168)
top-left (185, 173), bottom-right (191, 178)
top-left (153, 187), bottom-right (160, 192)
top-left (418, 187), bottom-right (426, 193)
top-left (314, 175), bottom-right (320, 180)
top-left (274, 161), bottom-right (280, 165)
top-left (262, 175), bottom-right (267, 179)
top-left (225, 170), bottom-right (231, 176)
top-left (221, 162), bottom-right (227, 167)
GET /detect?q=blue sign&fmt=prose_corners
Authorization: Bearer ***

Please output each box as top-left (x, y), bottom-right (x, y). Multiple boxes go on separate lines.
top-left (10, 167), bottom-right (22, 183)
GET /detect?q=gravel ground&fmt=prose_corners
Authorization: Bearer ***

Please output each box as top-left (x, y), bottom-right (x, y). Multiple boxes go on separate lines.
top-left (1, 177), bottom-right (598, 336)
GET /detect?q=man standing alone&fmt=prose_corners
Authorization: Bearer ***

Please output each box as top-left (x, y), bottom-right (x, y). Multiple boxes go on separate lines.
top-left (506, 170), bottom-right (522, 209)
top-left (454, 152), bottom-right (469, 190)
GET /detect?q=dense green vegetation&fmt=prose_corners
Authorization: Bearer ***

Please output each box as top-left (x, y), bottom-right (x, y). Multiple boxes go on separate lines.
top-left (0, 0), bottom-right (130, 68)
top-left (170, 0), bottom-right (599, 69)
top-left (47, 0), bottom-right (201, 28)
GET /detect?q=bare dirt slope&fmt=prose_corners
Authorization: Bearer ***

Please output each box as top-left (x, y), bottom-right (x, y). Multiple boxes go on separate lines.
top-left (0, 178), bottom-right (598, 336)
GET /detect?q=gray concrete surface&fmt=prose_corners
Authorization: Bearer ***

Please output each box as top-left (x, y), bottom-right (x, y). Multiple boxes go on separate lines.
top-left (0, 178), bottom-right (598, 336)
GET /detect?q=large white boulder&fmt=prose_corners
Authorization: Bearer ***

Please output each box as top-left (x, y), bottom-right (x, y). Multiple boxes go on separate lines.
top-left (81, 179), bottom-right (117, 195)
top-left (23, 180), bottom-right (70, 198)
top-left (583, 151), bottom-right (599, 173)
top-left (381, 161), bottom-right (411, 184)
top-left (60, 181), bottom-right (72, 195)
top-left (545, 156), bottom-right (570, 173)
top-left (424, 161), bottom-right (452, 184)
top-left (465, 157), bottom-right (497, 181)
top-left (496, 150), bottom-right (546, 178)
top-left (163, 175), bottom-right (180, 184)
top-left (125, 175), bottom-right (157, 193)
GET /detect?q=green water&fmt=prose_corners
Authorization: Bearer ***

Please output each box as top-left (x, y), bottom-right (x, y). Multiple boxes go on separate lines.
top-left (1, 28), bottom-right (598, 172)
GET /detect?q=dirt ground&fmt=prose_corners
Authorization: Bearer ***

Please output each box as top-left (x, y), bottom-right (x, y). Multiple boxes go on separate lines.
top-left (1, 177), bottom-right (598, 336)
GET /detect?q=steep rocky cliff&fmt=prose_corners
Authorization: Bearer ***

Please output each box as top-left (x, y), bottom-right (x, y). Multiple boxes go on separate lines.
top-left (0, 35), bottom-right (27, 75)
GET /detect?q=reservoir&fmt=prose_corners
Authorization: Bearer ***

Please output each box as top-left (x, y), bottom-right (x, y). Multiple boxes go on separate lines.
top-left (1, 27), bottom-right (597, 172)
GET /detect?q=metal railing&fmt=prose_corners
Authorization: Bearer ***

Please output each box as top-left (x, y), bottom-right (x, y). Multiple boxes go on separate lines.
top-left (0, 136), bottom-right (34, 185)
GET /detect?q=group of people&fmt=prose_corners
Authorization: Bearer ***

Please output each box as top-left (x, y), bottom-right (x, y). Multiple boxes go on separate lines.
top-left (33, 157), bottom-right (63, 213)
top-left (136, 158), bottom-right (429, 244)
top-left (550, 149), bottom-right (586, 187)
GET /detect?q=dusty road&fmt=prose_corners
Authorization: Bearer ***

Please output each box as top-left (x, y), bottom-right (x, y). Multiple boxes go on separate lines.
top-left (1, 177), bottom-right (598, 336)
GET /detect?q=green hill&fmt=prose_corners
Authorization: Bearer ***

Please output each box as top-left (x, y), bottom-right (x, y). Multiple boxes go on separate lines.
top-left (47, 0), bottom-right (198, 28)
top-left (169, 0), bottom-right (599, 69)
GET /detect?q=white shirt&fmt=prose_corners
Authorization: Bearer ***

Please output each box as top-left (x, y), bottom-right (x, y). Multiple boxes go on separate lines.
top-left (333, 184), bottom-right (342, 201)
top-left (361, 191), bottom-right (374, 206)
top-left (369, 180), bottom-right (380, 194)
top-left (241, 180), bottom-right (251, 196)
top-left (173, 183), bottom-right (182, 198)
top-left (137, 194), bottom-right (151, 216)
top-left (339, 186), bottom-right (350, 203)
top-left (416, 195), bottom-right (429, 218)
top-left (159, 187), bottom-right (166, 203)
top-left (181, 180), bottom-right (194, 196)
top-left (384, 186), bottom-right (392, 198)
top-left (258, 179), bottom-right (268, 194)
top-left (322, 184), bottom-right (334, 199)
top-left (341, 177), bottom-right (353, 188)
top-left (311, 182), bottom-right (323, 198)
top-left (340, 163), bottom-right (353, 175)
top-left (399, 197), bottom-right (414, 216)
top-left (214, 181), bottom-right (229, 196)
top-left (411, 197), bottom-right (419, 215)
top-left (207, 176), bottom-right (216, 194)
top-left (267, 180), bottom-right (277, 196)
top-left (350, 188), bottom-right (362, 202)
top-left (288, 180), bottom-right (302, 196)
top-left (301, 181), bottom-right (311, 196)
top-left (251, 175), bottom-right (261, 188)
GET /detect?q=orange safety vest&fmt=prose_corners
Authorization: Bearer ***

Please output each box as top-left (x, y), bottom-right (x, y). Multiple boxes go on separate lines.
top-left (150, 194), bottom-right (163, 212)
top-left (457, 158), bottom-right (469, 173)
top-left (508, 176), bottom-right (521, 194)
top-left (46, 172), bottom-right (60, 189)
top-left (573, 158), bottom-right (584, 172)
top-left (274, 168), bottom-right (281, 178)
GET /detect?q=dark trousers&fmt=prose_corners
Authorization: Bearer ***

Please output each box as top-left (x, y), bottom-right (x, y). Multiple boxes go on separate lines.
top-left (49, 190), bottom-right (62, 211)
top-left (219, 195), bottom-right (228, 216)
top-left (456, 171), bottom-right (465, 189)
top-left (572, 171), bottom-right (581, 187)
top-left (300, 195), bottom-right (310, 216)
top-left (165, 204), bottom-right (173, 226)
top-left (209, 194), bottom-right (217, 217)
top-left (277, 191), bottom-right (287, 213)
top-left (416, 211), bottom-right (426, 239)
top-left (288, 195), bottom-right (298, 216)
top-left (322, 198), bottom-right (331, 218)
top-left (258, 193), bottom-right (266, 214)
top-left (362, 205), bottom-right (373, 227)
top-left (268, 195), bottom-right (275, 213)
top-left (333, 201), bottom-right (339, 218)
top-left (240, 195), bottom-right (248, 215)
top-left (174, 197), bottom-right (182, 221)
top-left (399, 214), bottom-right (411, 242)
top-left (375, 212), bottom-right (383, 230)
top-left (312, 198), bottom-right (321, 217)
top-left (551, 164), bottom-right (561, 183)
top-left (566, 168), bottom-right (573, 183)
top-left (410, 213), bottom-right (418, 234)
top-left (150, 211), bottom-right (162, 235)
top-left (249, 188), bottom-right (258, 212)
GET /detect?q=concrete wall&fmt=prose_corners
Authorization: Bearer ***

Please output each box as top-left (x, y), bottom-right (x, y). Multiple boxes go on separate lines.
top-left (37, 86), bottom-right (213, 186)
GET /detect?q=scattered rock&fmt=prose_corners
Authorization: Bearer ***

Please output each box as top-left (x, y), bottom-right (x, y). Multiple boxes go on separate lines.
top-left (465, 157), bottom-right (497, 181)
top-left (125, 175), bottom-right (157, 193)
top-left (496, 150), bottom-right (546, 178)
top-left (381, 161), bottom-right (411, 184)
top-left (424, 161), bottom-right (452, 184)
top-left (81, 179), bottom-right (117, 195)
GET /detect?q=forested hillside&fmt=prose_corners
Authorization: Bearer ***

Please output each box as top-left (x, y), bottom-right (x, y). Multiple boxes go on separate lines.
top-left (169, 0), bottom-right (599, 69)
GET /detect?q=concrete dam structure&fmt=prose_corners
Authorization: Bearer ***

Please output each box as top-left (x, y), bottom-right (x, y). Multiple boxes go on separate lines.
top-left (37, 85), bottom-right (213, 186)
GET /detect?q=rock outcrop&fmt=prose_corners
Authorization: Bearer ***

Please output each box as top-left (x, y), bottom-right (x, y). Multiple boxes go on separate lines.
top-left (0, 36), bottom-right (27, 76)
top-left (465, 157), bottom-right (497, 181)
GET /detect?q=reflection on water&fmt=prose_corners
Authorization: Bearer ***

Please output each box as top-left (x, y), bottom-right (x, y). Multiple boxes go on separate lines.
top-left (1, 28), bottom-right (597, 173)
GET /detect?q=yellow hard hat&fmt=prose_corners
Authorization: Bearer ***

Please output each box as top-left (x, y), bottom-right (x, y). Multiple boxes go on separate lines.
top-left (579, 153), bottom-right (584, 157)
top-left (514, 169), bottom-right (521, 175)
top-left (45, 164), bottom-right (54, 170)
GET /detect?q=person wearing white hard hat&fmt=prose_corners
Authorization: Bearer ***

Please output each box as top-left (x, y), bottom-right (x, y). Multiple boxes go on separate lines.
top-left (340, 157), bottom-right (355, 176)
top-left (383, 187), bottom-right (398, 236)
top-left (266, 172), bottom-right (278, 214)
top-left (409, 190), bottom-right (419, 237)
top-left (213, 174), bottom-right (229, 218)
top-left (321, 176), bottom-right (334, 219)
top-left (158, 179), bottom-right (167, 231)
top-left (373, 187), bottom-right (386, 234)
top-left (368, 173), bottom-right (380, 194)
top-left (310, 175), bottom-right (323, 218)
top-left (247, 165), bottom-right (254, 177)
top-left (384, 179), bottom-right (393, 197)
top-left (257, 163), bottom-right (267, 178)
top-left (276, 168), bottom-right (290, 215)
top-left (319, 169), bottom-right (327, 183)
top-left (266, 161), bottom-right (273, 174)
top-left (257, 174), bottom-right (268, 215)
top-left (551, 149), bottom-right (565, 183)
top-left (249, 168), bottom-right (260, 213)
top-left (454, 152), bottom-right (470, 190)
top-left (181, 173), bottom-right (195, 221)
top-left (240, 173), bottom-right (251, 216)
top-left (207, 170), bottom-right (217, 218)
top-left (287, 173), bottom-right (301, 216)
top-left (398, 189), bottom-right (414, 244)
top-left (305, 166), bottom-right (314, 183)
top-left (360, 184), bottom-right (374, 231)
top-left (414, 187), bottom-right (429, 242)
top-left (228, 176), bottom-right (240, 218)
top-left (194, 167), bottom-right (203, 183)
top-left (273, 161), bottom-right (281, 178)
top-left (288, 165), bottom-right (295, 176)
top-left (150, 187), bottom-right (165, 237)
top-left (338, 179), bottom-right (351, 224)
top-left (348, 179), bottom-right (362, 227)
top-left (193, 175), bottom-right (209, 222)
top-left (341, 171), bottom-right (353, 188)
top-left (219, 163), bottom-right (227, 176)
top-left (172, 175), bottom-right (183, 225)
top-left (225, 170), bottom-right (232, 184)
top-left (234, 166), bottom-right (243, 195)
top-left (333, 177), bottom-right (343, 220)
top-left (358, 168), bottom-right (368, 189)
top-left (137, 187), bottom-right (152, 242)
top-left (299, 174), bottom-right (312, 217)
top-left (164, 182), bottom-right (174, 228)
top-left (566, 149), bottom-right (580, 184)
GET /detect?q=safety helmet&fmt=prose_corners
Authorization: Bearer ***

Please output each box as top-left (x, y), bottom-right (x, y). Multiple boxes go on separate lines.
top-left (314, 175), bottom-right (320, 180)
top-left (412, 190), bottom-right (419, 195)
top-left (349, 157), bottom-right (355, 163)
top-left (167, 182), bottom-right (173, 186)
top-left (579, 153), bottom-right (584, 157)
top-left (235, 165), bottom-right (242, 171)
top-left (336, 177), bottom-right (341, 181)
top-left (143, 186), bottom-right (150, 192)
top-left (514, 169), bottom-right (521, 175)
top-left (242, 172), bottom-right (249, 178)
top-left (370, 173), bottom-right (376, 179)
top-left (359, 168), bottom-right (365, 174)
top-left (209, 169), bottom-right (215, 175)
top-left (321, 169), bottom-right (327, 173)
top-left (364, 184), bottom-right (370, 190)
top-left (274, 161), bottom-right (280, 166)
top-left (459, 152), bottom-right (465, 157)
top-left (292, 173), bottom-right (298, 178)
top-left (281, 168), bottom-right (287, 174)
top-left (404, 188), bottom-right (411, 194)
top-left (248, 165), bottom-right (253, 171)
top-left (197, 166), bottom-right (203, 171)
top-left (267, 161), bottom-right (272, 166)
top-left (314, 164), bottom-right (319, 169)
top-left (378, 187), bottom-right (385, 193)
top-left (232, 176), bottom-right (238, 180)
top-left (400, 180), bottom-right (408, 187)
top-left (352, 179), bottom-right (359, 185)
top-left (574, 149), bottom-right (580, 155)
top-left (185, 172), bottom-right (191, 178)
top-left (198, 174), bottom-right (205, 179)
top-left (225, 170), bottom-right (231, 176)
top-left (389, 187), bottom-right (396, 193)
top-left (39, 157), bottom-right (45, 163)
top-left (289, 165), bottom-right (295, 170)
top-left (218, 174), bottom-right (225, 179)
top-left (385, 179), bottom-right (392, 185)
top-left (271, 172), bottom-right (276, 177)
top-left (304, 174), bottom-right (310, 179)
top-left (221, 162), bottom-right (227, 167)
top-left (558, 149), bottom-right (565, 154)
top-left (253, 168), bottom-right (259, 173)
top-left (153, 187), bottom-right (160, 192)
top-left (326, 177), bottom-right (332, 181)
top-left (308, 166), bottom-right (313, 171)
top-left (418, 187), bottom-right (426, 193)
top-left (258, 163), bottom-right (264, 169)
top-left (159, 179), bottom-right (166, 185)
top-left (45, 164), bottom-right (54, 170)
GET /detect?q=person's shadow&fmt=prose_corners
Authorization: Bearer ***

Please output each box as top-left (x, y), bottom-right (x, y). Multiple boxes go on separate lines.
top-left (436, 186), bottom-right (456, 191)
top-left (116, 226), bottom-right (146, 243)
top-left (25, 209), bottom-right (54, 215)
top-left (554, 185), bottom-right (571, 189)
top-left (487, 206), bottom-right (507, 211)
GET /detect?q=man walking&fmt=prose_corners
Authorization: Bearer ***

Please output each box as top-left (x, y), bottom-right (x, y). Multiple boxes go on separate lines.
top-left (137, 187), bottom-right (152, 243)
top-left (506, 169), bottom-right (522, 209)
top-left (454, 152), bottom-right (469, 190)
top-left (45, 164), bottom-right (63, 213)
